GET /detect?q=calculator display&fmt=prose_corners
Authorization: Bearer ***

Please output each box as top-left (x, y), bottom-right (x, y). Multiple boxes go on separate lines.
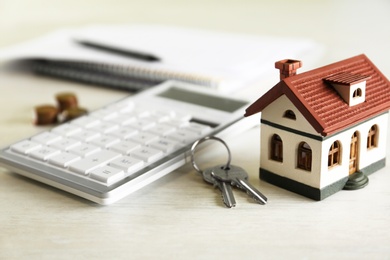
top-left (158, 87), bottom-right (248, 112)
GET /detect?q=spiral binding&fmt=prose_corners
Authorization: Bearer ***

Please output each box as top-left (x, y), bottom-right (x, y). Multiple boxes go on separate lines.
top-left (28, 59), bottom-right (221, 91)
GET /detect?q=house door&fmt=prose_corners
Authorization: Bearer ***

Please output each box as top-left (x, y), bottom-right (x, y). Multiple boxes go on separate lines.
top-left (349, 131), bottom-right (359, 174)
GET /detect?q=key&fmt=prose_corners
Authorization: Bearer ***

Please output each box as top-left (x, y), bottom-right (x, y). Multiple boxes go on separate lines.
top-left (31, 131), bottom-right (62, 145)
top-left (29, 146), bottom-right (61, 161)
top-left (68, 150), bottom-right (121, 175)
top-left (48, 152), bottom-right (81, 167)
top-left (89, 165), bottom-right (125, 185)
top-left (10, 140), bottom-right (42, 155)
top-left (202, 167), bottom-right (236, 208)
top-left (211, 164), bottom-right (267, 205)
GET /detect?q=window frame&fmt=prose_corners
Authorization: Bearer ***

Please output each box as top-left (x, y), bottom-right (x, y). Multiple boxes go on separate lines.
top-left (328, 141), bottom-right (341, 168)
top-left (271, 134), bottom-right (283, 162)
top-left (353, 88), bottom-right (362, 98)
top-left (367, 124), bottom-right (378, 149)
top-left (297, 142), bottom-right (312, 171)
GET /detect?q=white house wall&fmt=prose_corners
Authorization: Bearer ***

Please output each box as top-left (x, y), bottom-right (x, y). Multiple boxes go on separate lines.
top-left (261, 95), bottom-right (318, 136)
top-left (319, 113), bottom-right (388, 188)
top-left (260, 123), bottom-right (322, 188)
top-left (260, 95), bottom-right (322, 189)
top-left (260, 95), bottom-right (389, 190)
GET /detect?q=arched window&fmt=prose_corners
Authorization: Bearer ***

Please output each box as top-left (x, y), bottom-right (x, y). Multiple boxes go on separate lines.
top-left (353, 88), bottom-right (362, 98)
top-left (328, 141), bottom-right (341, 168)
top-left (297, 142), bottom-right (312, 171)
top-left (283, 110), bottom-right (296, 120)
top-left (271, 134), bottom-right (283, 162)
top-left (367, 125), bottom-right (378, 149)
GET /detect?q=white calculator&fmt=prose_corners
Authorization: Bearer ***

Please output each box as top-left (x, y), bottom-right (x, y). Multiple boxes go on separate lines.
top-left (0, 81), bottom-right (256, 204)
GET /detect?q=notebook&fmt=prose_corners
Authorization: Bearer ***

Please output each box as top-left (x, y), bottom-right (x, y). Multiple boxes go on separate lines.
top-left (0, 24), bottom-right (324, 92)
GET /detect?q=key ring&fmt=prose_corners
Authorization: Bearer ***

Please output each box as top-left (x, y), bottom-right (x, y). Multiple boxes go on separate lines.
top-left (190, 136), bottom-right (231, 174)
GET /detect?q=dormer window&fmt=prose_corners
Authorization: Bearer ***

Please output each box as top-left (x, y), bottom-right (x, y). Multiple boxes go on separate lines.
top-left (283, 110), bottom-right (296, 120)
top-left (323, 72), bottom-right (371, 107)
top-left (353, 88), bottom-right (362, 98)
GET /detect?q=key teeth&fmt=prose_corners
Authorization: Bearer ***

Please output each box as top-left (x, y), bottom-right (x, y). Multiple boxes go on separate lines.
top-left (247, 192), bottom-right (267, 205)
top-left (252, 196), bottom-right (267, 205)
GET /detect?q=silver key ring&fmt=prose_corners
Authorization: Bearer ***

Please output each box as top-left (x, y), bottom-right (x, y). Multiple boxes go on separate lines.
top-left (190, 136), bottom-right (231, 174)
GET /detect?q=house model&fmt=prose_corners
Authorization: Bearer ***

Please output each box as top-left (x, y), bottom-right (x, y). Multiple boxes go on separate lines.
top-left (245, 54), bottom-right (390, 200)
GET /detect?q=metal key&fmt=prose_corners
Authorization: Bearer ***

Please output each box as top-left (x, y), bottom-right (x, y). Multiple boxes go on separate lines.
top-left (202, 167), bottom-right (236, 208)
top-left (190, 136), bottom-right (237, 208)
top-left (211, 165), bottom-right (268, 205)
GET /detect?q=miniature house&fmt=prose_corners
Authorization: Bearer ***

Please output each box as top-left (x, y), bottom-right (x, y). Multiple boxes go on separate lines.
top-left (245, 54), bottom-right (390, 200)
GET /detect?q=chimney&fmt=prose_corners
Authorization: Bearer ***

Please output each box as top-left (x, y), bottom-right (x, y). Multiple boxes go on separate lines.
top-left (275, 59), bottom-right (302, 80)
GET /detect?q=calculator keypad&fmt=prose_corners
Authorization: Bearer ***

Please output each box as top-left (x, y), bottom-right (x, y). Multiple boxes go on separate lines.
top-left (9, 101), bottom-right (212, 186)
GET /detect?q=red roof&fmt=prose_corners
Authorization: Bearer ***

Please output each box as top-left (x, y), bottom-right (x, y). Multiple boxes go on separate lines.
top-left (245, 54), bottom-right (390, 136)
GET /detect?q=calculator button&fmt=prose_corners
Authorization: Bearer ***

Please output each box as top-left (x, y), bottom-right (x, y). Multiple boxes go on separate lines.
top-left (130, 132), bottom-right (159, 145)
top-left (29, 146), bottom-right (61, 161)
top-left (149, 139), bottom-right (180, 153)
top-left (149, 110), bottom-right (175, 122)
top-left (131, 108), bottom-right (151, 118)
top-left (128, 118), bottom-right (156, 131)
top-left (48, 152), bottom-right (81, 167)
top-left (68, 143), bottom-right (101, 157)
top-left (109, 156), bottom-right (144, 174)
top-left (50, 138), bottom-right (81, 151)
top-left (172, 112), bottom-right (192, 121)
top-left (166, 129), bottom-right (199, 144)
top-left (51, 124), bottom-right (82, 136)
top-left (71, 130), bottom-right (101, 142)
top-left (31, 132), bottom-right (62, 145)
top-left (10, 140), bottom-right (42, 155)
top-left (148, 123), bottom-right (176, 136)
top-left (130, 146), bottom-right (164, 163)
top-left (106, 100), bottom-right (134, 113)
top-left (109, 127), bottom-right (138, 139)
top-left (90, 166), bottom-right (125, 185)
top-left (69, 150), bottom-right (121, 175)
top-left (89, 122), bottom-right (119, 134)
top-left (108, 115), bottom-right (136, 126)
top-left (109, 140), bottom-right (141, 155)
top-left (71, 116), bottom-right (101, 128)
top-left (90, 135), bottom-right (120, 148)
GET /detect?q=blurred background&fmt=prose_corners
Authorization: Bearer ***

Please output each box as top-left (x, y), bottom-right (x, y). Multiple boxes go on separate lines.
top-left (1, 0), bottom-right (389, 71)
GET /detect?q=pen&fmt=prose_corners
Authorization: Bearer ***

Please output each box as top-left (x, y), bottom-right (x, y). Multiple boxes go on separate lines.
top-left (75, 40), bottom-right (161, 62)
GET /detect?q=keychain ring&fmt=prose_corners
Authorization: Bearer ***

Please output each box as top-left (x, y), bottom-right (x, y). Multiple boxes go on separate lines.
top-left (190, 136), bottom-right (231, 174)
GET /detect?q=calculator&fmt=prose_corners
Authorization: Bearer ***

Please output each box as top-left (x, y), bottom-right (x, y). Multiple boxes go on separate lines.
top-left (0, 81), bottom-right (257, 204)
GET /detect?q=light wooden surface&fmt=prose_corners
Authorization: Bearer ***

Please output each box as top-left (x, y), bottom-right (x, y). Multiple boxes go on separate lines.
top-left (1, 1), bottom-right (390, 259)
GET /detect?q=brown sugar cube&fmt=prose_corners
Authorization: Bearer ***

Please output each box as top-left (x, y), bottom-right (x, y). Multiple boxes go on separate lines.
top-left (56, 92), bottom-right (78, 112)
top-left (34, 105), bottom-right (59, 125)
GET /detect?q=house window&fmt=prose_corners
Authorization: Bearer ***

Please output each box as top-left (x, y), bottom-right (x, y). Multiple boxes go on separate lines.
top-left (297, 142), bottom-right (312, 171)
top-left (271, 134), bottom-right (283, 162)
top-left (283, 110), bottom-right (296, 120)
top-left (353, 88), bottom-right (362, 98)
top-left (367, 125), bottom-right (378, 149)
top-left (328, 141), bottom-right (341, 168)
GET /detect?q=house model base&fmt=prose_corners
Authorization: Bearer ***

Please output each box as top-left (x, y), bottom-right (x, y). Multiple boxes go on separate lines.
top-left (245, 55), bottom-right (390, 200)
top-left (260, 158), bottom-right (384, 200)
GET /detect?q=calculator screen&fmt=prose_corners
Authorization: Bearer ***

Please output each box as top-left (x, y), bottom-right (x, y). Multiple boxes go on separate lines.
top-left (158, 87), bottom-right (248, 112)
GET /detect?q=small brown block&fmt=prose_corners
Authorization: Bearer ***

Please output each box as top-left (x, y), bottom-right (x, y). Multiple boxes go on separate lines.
top-left (56, 92), bottom-right (78, 112)
top-left (35, 105), bottom-right (58, 125)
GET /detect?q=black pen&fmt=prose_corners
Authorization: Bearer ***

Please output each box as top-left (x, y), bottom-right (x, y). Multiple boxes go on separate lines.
top-left (75, 39), bottom-right (161, 62)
